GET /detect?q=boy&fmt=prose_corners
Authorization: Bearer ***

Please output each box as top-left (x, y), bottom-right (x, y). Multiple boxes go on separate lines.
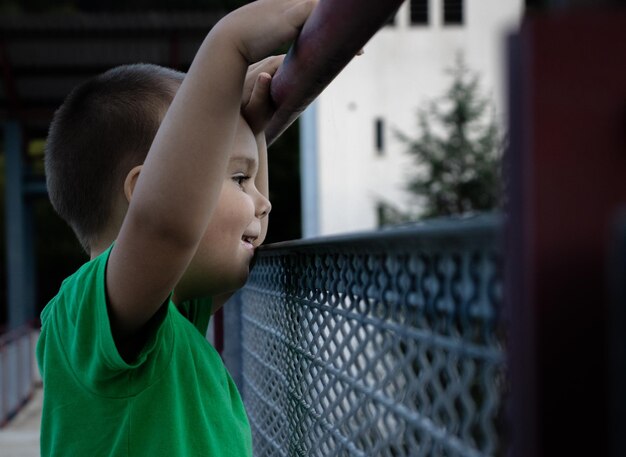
top-left (36, 0), bottom-right (317, 455)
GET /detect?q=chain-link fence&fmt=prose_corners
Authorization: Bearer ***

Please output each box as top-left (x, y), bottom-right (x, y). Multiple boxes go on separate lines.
top-left (0, 325), bottom-right (39, 427)
top-left (240, 216), bottom-right (505, 457)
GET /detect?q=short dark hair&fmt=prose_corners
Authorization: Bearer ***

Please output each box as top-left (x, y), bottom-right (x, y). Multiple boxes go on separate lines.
top-left (45, 63), bottom-right (184, 252)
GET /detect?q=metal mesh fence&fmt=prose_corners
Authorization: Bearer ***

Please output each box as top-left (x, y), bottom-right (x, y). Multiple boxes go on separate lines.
top-left (240, 217), bottom-right (505, 457)
top-left (0, 325), bottom-right (38, 427)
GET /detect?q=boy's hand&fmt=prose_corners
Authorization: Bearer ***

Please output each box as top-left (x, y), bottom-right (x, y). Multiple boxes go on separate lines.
top-left (242, 55), bottom-right (285, 133)
top-left (223, 0), bottom-right (317, 64)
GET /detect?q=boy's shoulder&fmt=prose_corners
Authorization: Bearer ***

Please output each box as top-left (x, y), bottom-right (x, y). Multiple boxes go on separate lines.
top-left (40, 244), bottom-right (213, 352)
top-left (40, 246), bottom-right (112, 325)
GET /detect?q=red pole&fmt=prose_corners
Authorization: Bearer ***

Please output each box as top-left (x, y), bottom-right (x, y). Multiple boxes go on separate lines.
top-left (266, 0), bottom-right (406, 144)
top-left (507, 8), bottom-right (626, 457)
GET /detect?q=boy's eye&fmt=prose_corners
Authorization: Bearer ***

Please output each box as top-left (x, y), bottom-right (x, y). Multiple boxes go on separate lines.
top-left (232, 174), bottom-right (250, 187)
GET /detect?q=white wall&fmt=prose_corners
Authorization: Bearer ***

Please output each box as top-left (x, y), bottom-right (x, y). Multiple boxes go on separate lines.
top-left (303, 0), bottom-right (523, 236)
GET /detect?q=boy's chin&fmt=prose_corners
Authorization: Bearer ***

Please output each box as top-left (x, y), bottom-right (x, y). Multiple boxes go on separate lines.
top-left (175, 268), bottom-right (249, 303)
top-left (205, 269), bottom-right (250, 297)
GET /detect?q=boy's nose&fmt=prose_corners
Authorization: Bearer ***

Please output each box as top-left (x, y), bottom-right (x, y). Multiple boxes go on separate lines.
top-left (256, 193), bottom-right (272, 219)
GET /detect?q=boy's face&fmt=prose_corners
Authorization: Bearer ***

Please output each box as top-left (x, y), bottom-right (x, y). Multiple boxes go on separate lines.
top-left (174, 117), bottom-right (271, 301)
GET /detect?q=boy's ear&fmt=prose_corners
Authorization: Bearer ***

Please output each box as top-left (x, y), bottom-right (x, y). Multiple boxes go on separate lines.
top-left (123, 165), bottom-right (143, 203)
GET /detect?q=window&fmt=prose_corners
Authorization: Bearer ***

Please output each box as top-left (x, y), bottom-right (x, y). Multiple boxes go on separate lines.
top-left (443, 0), bottom-right (463, 25)
top-left (410, 0), bottom-right (429, 26)
top-left (375, 118), bottom-right (385, 155)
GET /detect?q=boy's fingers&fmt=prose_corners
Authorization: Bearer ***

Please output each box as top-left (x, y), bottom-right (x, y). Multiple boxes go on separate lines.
top-left (243, 72), bottom-right (274, 133)
top-left (249, 54), bottom-right (283, 72)
top-left (248, 55), bottom-right (284, 79)
top-left (257, 55), bottom-right (285, 77)
top-left (243, 55), bottom-right (285, 108)
top-left (247, 59), bottom-right (264, 74)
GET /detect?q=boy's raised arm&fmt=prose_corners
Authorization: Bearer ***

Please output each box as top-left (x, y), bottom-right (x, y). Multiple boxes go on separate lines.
top-left (106, 0), bottom-right (316, 347)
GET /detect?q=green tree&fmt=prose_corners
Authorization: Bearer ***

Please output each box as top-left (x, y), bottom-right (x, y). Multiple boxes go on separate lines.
top-left (380, 55), bottom-right (504, 225)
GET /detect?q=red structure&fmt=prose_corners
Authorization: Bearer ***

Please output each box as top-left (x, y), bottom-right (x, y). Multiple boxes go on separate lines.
top-left (507, 7), bottom-right (626, 457)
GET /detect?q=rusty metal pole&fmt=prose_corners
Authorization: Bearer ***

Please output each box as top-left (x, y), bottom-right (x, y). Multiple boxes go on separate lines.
top-left (265, 0), bottom-right (406, 145)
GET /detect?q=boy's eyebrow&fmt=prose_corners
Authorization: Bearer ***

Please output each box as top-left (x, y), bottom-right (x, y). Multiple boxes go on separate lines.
top-left (229, 155), bottom-right (257, 166)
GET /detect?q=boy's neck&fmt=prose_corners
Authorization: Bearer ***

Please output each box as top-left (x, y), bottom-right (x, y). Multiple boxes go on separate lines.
top-left (90, 246), bottom-right (106, 260)
top-left (89, 234), bottom-right (115, 260)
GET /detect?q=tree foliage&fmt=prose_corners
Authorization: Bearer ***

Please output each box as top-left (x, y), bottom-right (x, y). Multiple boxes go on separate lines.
top-left (384, 55), bottom-right (504, 224)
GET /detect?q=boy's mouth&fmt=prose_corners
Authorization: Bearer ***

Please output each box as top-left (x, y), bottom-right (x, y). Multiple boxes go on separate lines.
top-left (241, 235), bottom-right (257, 250)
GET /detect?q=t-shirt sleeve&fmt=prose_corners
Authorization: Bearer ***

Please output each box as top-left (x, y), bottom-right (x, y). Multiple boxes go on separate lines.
top-left (49, 246), bottom-right (172, 394)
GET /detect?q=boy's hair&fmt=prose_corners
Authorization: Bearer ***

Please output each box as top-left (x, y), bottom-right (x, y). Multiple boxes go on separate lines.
top-left (45, 63), bottom-right (184, 253)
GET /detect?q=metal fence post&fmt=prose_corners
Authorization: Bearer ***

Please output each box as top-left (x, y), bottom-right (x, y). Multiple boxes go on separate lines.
top-left (222, 291), bottom-right (244, 392)
top-left (507, 9), bottom-right (626, 457)
top-left (610, 209), bottom-right (626, 457)
top-left (4, 121), bottom-right (36, 331)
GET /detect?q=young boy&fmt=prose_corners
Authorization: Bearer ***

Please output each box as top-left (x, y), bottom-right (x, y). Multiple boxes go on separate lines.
top-left (36, 0), bottom-right (316, 455)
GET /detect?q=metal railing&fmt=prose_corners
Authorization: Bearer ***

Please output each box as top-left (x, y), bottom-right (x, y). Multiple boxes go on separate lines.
top-left (240, 216), bottom-right (505, 457)
top-left (0, 324), bottom-right (39, 427)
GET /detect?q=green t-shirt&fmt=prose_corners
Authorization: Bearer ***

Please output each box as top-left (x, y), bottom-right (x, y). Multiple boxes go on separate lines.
top-left (36, 246), bottom-right (252, 456)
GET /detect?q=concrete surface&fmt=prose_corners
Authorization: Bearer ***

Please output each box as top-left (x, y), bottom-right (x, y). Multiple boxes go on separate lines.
top-left (0, 387), bottom-right (41, 457)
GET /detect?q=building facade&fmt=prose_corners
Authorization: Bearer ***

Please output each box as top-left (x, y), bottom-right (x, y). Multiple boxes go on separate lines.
top-left (300, 0), bottom-right (523, 237)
